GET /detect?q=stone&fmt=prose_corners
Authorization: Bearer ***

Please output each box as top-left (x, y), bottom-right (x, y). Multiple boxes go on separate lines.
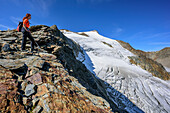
top-left (0, 83), bottom-right (8, 94)
top-left (21, 80), bottom-right (28, 91)
top-left (39, 52), bottom-right (57, 61)
top-left (27, 73), bottom-right (42, 85)
top-left (2, 37), bottom-right (17, 41)
top-left (30, 68), bottom-right (39, 76)
top-left (35, 84), bottom-right (49, 97)
top-left (52, 46), bottom-right (62, 54)
top-left (25, 68), bottom-right (31, 78)
top-left (2, 43), bottom-right (11, 52)
top-left (32, 98), bottom-right (40, 106)
top-left (39, 99), bottom-right (50, 112)
top-left (25, 84), bottom-right (35, 96)
top-left (0, 59), bottom-right (26, 70)
top-left (23, 97), bottom-right (28, 105)
top-left (32, 105), bottom-right (42, 113)
top-left (23, 56), bottom-right (45, 69)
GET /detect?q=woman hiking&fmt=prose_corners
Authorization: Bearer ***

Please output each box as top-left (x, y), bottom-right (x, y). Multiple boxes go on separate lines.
top-left (21, 13), bottom-right (35, 53)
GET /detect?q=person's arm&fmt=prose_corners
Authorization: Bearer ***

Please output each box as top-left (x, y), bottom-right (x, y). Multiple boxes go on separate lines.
top-left (23, 24), bottom-right (29, 32)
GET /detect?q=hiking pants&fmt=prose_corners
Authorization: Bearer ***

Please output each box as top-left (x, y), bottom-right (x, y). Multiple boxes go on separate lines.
top-left (21, 27), bottom-right (34, 51)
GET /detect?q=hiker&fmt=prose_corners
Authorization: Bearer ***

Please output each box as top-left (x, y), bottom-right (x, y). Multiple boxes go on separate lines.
top-left (21, 13), bottom-right (35, 52)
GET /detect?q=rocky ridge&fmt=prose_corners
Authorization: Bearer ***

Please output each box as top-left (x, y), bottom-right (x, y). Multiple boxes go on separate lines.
top-left (147, 47), bottom-right (170, 69)
top-left (0, 25), bottom-right (145, 113)
top-left (117, 40), bottom-right (170, 80)
top-left (0, 25), bottom-right (113, 113)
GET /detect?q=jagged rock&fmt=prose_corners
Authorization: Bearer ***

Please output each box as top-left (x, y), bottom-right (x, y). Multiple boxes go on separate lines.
top-left (25, 84), bottom-right (35, 96)
top-left (21, 80), bottom-right (28, 91)
top-left (50, 25), bottom-right (58, 31)
top-left (34, 84), bottom-right (49, 97)
top-left (0, 59), bottom-right (26, 70)
top-left (22, 56), bottom-right (45, 69)
top-left (27, 73), bottom-right (42, 85)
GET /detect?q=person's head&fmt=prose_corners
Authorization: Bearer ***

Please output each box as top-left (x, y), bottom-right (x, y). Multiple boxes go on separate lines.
top-left (23, 13), bottom-right (31, 21)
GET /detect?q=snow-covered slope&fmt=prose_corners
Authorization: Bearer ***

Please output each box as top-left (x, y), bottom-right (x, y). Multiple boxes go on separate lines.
top-left (62, 30), bottom-right (170, 113)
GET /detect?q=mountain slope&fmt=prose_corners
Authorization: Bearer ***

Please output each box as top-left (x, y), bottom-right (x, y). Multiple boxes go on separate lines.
top-left (0, 25), bottom-right (113, 112)
top-left (62, 30), bottom-right (170, 113)
top-left (0, 25), bottom-right (145, 113)
top-left (147, 47), bottom-right (170, 71)
top-left (117, 40), bottom-right (170, 78)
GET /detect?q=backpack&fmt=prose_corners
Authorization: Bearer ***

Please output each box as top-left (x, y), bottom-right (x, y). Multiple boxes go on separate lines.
top-left (17, 21), bottom-right (23, 32)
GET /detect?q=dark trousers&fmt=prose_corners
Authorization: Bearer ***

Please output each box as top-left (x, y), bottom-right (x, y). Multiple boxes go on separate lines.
top-left (21, 27), bottom-right (34, 51)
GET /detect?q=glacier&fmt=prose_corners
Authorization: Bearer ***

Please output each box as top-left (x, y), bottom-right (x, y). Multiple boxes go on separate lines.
top-left (62, 30), bottom-right (170, 113)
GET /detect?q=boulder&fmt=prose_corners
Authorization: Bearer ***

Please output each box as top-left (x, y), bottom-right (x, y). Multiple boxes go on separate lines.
top-left (0, 59), bottom-right (26, 70)
top-left (25, 84), bottom-right (35, 96)
top-left (27, 73), bottom-right (42, 85)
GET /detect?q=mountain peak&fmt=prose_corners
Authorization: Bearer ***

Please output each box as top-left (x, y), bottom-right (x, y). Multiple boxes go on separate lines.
top-left (89, 30), bottom-right (99, 33)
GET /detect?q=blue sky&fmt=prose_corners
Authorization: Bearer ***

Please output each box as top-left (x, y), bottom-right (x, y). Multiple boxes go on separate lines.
top-left (0, 0), bottom-right (170, 51)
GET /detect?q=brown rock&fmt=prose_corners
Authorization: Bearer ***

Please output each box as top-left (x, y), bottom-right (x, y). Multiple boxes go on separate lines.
top-left (35, 84), bottom-right (49, 97)
top-left (39, 52), bottom-right (57, 61)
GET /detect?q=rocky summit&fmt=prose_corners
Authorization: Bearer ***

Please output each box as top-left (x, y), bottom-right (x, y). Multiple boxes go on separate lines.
top-left (0, 25), bottom-right (146, 113)
top-left (0, 25), bottom-right (113, 113)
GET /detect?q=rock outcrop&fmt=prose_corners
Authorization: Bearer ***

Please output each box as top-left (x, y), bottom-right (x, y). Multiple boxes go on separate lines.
top-left (0, 25), bottom-right (114, 112)
top-left (147, 47), bottom-right (170, 69)
top-left (117, 40), bottom-right (170, 80)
